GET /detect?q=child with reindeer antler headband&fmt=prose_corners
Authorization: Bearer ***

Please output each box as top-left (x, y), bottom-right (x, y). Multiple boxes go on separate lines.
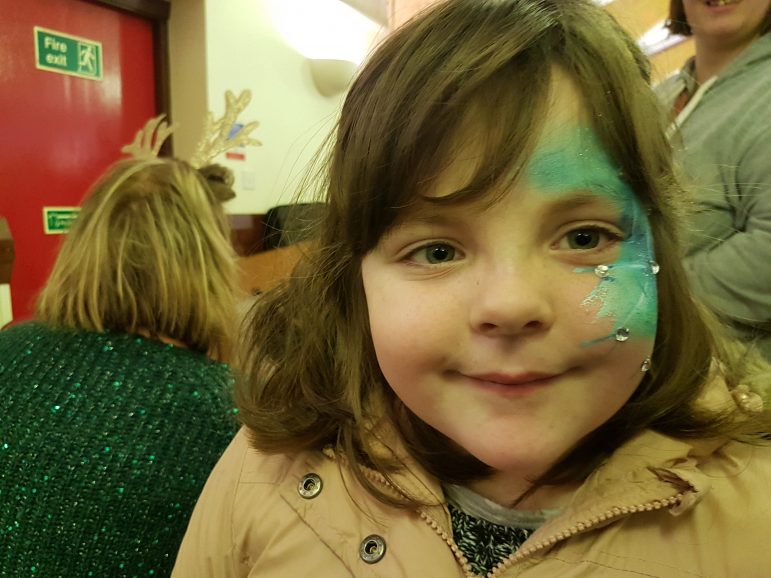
top-left (0, 91), bottom-right (260, 577)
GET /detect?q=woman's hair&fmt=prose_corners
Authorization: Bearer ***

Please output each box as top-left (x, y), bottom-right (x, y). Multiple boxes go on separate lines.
top-left (666, 0), bottom-right (771, 36)
top-left (37, 157), bottom-right (238, 361)
top-left (237, 0), bottom-right (771, 505)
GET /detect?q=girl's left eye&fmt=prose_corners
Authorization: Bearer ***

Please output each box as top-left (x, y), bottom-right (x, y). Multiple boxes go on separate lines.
top-left (408, 243), bottom-right (459, 265)
top-left (558, 227), bottom-right (621, 251)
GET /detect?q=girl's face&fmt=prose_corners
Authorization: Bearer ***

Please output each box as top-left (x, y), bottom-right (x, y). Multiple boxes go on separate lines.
top-left (361, 70), bottom-right (657, 501)
top-left (682, 0), bottom-right (770, 43)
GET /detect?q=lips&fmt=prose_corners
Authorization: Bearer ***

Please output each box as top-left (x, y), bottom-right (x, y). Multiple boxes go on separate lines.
top-left (704, 0), bottom-right (741, 6)
top-left (465, 372), bottom-right (560, 386)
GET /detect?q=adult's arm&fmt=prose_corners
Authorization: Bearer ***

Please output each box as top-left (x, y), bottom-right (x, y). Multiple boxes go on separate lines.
top-left (683, 132), bottom-right (771, 328)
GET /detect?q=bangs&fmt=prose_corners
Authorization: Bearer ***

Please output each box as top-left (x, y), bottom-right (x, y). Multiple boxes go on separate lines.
top-left (414, 55), bottom-right (551, 210)
top-left (332, 1), bottom-right (557, 255)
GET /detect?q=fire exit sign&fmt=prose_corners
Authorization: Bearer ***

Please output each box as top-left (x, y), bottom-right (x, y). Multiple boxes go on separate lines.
top-left (34, 27), bottom-right (102, 81)
top-left (43, 207), bottom-right (81, 235)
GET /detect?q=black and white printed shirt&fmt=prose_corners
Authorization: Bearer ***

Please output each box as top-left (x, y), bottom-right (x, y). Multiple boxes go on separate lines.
top-left (444, 484), bottom-right (560, 577)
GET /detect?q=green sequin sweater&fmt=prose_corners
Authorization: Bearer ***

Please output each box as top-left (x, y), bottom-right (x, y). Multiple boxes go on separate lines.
top-left (0, 323), bottom-right (238, 578)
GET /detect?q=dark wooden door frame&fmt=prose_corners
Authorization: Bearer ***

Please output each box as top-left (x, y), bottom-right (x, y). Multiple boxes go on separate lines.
top-left (85, 0), bottom-right (172, 151)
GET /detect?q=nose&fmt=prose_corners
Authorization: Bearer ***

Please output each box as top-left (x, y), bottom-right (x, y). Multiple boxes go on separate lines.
top-left (469, 259), bottom-right (554, 337)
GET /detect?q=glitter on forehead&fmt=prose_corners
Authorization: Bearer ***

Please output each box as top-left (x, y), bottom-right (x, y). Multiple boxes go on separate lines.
top-left (526, 126), bottom-right (630, 205)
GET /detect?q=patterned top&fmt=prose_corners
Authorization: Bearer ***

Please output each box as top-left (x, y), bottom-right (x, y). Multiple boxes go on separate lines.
top-left (445, 484), bottom-right (558, 577)
top-left (0, 323), bottom-right (238, 578)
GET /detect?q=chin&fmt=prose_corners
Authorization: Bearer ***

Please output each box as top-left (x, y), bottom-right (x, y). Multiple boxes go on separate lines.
top-left (468, 445), bottom-right (562, 480)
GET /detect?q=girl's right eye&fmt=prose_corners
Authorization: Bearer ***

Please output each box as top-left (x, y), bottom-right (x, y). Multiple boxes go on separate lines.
top-left (407, 243), bottom-right (458, 265)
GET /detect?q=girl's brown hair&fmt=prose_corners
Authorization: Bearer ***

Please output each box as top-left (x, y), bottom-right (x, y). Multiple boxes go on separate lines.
top-left (37, 158), bottom-right (238, 362)
top-left (666, 0), bottom-right (771, 36)
top-left (237, 0), bottom-right (771, 505)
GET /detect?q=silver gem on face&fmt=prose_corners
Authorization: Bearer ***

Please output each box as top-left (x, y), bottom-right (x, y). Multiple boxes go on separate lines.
top-left (615, 327), bottom-right (631, 342)
top-left (641, 357), bottom-right (652, 372)
top-left (650, 261), bottom-right (660, 275)
top-left (594, 264), bottom-right (611, 278)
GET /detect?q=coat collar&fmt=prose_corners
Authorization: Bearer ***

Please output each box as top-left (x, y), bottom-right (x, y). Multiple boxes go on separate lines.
top-left (344, 415), bottom-right (729, 543)
top-left (268, 416), bottom-right (741, 573)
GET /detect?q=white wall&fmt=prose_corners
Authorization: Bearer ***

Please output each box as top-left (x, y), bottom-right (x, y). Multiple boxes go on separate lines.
top-left (171, 0), bottom-right (382, 215)
top-left (168, 0), bottom-right (209, 166)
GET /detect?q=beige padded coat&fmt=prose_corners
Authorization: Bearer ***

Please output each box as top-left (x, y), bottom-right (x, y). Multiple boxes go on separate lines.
top-left (173, 421), bottom-right (771, 577)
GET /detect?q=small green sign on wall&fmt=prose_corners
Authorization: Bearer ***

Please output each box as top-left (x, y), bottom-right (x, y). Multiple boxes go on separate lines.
top-left (34, 26), bottom-right (102, 81)
top-left (44, 207), bottom-right (81, 235)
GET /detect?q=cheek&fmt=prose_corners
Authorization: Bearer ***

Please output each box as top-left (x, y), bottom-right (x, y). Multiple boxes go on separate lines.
top-left (367, 303), bottom-right (437, 407)
top-left (682, 0), bottom-right (700, 18)
top-left (364, 281), bottom-right (454, 380)
top-left (593, 337), bottom-right (653, 412)
top-left (578, 202), bottom-right (658, 347)
top-left (752, 1), bottom-right (771, 22)
top-left (557, 271), bottom-right (617, 334)
top-left (571, 274), bottom-right (655, 385)
top-left (578, 263), bottom-right (658, 347)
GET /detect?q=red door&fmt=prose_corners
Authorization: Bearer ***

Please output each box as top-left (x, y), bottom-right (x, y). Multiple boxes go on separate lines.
top-left (0, 0), bottom-right (158, 321)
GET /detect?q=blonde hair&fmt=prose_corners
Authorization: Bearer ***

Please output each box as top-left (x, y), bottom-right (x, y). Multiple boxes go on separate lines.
top-left (37, 158), bottom-right (237, 361)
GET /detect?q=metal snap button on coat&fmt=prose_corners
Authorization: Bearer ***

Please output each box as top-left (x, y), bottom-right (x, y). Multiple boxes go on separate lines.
top-left (359, 534), bottom-right (386, 564)
top-left (297, 473), bottom-right (322, 499)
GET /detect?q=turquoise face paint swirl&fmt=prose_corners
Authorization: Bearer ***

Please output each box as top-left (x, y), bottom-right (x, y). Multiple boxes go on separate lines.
top-left (526, 126), bottom-right (657, 345)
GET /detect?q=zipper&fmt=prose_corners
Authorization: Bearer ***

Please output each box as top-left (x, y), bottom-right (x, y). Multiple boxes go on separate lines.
top-left (486, 493), bottom-right (684, 577)
top-left (419, 510), bottom-right (477, 578)
top-left (357, 462), bottom-right (478, 577)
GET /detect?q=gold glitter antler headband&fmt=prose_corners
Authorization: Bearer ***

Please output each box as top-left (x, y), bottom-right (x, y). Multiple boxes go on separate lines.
top-left (188, 90), bottom-right (262, 168)
top-left (121, 114), bottom-right (177, 159)
top-left (121, 89), bottom-right (261, 165)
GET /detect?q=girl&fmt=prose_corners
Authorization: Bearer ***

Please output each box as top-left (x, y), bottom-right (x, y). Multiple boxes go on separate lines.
top-left (174, 1), bottom-right (771, 576)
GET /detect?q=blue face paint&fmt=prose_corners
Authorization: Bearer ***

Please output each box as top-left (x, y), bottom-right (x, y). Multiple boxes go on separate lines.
top-left (527, 126), bottom-right (657, 345)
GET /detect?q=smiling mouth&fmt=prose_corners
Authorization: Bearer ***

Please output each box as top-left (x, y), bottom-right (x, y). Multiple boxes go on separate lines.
top-left (704, 0), bottom-right (741, 6)
top-left (465, 371), bottom-right (561, 387)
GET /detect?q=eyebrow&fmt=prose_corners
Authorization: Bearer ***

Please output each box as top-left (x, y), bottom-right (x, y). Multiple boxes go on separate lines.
top-left (392, 190), bottom-right (621, 231)
top-left (393, 209), bottom-right (457, 228)
top-left (543, 190), bottom-right (622, 214)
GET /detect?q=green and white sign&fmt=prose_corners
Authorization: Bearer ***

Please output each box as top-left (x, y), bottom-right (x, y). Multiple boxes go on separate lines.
top-left (44, 207), bottom-right (81, 235)
top-left (34, 27), bottom-right (102, 81)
